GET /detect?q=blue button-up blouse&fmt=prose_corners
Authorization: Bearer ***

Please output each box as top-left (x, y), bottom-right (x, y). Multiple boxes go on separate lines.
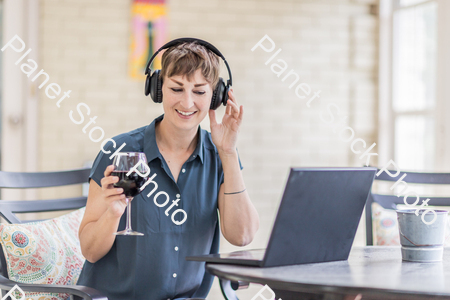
top-left (77, 114), bottom-right (242, 300)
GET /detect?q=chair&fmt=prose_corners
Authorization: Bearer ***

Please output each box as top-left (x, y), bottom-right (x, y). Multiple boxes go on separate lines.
top-left (365, 168), bottom-right (450, 245)
top-left (0, 168), bottom-right (107, 300)
top-left (0, 168), bottom-right (242, 300)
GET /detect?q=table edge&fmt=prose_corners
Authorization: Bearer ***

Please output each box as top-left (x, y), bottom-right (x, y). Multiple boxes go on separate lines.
top-left (205, 263), bottom-right (450, 299)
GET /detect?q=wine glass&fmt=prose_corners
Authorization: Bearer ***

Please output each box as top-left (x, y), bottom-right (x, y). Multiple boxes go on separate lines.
top-left (111, 152), bottom-right (148, 236)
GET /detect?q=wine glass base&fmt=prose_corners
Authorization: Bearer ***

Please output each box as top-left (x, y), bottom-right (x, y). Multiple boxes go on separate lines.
top-left (115, 229), bottom-right (144, 236)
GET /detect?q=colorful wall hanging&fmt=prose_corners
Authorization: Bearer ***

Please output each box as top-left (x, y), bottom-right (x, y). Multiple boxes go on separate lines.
top-left (129, 0), bottom-right (168, 79)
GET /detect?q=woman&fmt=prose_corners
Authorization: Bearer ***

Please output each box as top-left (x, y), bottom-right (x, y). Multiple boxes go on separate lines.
top-left (77, 40), bottom-right (260, 300)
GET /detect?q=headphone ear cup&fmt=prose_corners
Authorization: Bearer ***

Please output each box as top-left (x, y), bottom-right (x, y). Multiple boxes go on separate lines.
top-left (149, 70), bottom-right (163, 103)
top-left (145, 73), bottom-right (152, 96)
top-left (210, 78), bottom-right (226, 110)
top-left (156, 73), bottom-right (163, 103)
top-left (222, 85), bottom-right (230, 107)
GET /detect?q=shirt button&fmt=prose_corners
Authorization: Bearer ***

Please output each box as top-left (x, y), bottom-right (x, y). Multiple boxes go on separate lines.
top-left (175, 246), bottom-right (179, 251)
top-left (176, 194), bottom-right (180, 198)
top-left (182, 169), bottom-right (186, 173)
top-left (173, 273), bottom-right (177, 278)
top-left (193, 155), bottom-right (196, 158)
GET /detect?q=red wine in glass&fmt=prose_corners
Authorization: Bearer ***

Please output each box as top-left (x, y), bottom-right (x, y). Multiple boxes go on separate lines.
top-left (112, 152), bottom-right (148, 236)
top-left (111, 171), bottom-right (148, 198)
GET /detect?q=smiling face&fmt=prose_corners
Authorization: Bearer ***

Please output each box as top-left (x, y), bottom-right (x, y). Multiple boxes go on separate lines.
top-left (161, 69), bottom-right (213, 131)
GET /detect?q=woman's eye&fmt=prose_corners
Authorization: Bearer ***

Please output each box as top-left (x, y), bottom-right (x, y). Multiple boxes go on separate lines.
top-left (194, 91), bottom-right (206, 95)
top-left (171, 88), bottom-right (182, 93)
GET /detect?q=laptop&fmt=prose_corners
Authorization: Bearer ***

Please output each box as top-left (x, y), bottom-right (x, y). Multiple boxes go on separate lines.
top-left (186, 167), bottom-right (377, 267)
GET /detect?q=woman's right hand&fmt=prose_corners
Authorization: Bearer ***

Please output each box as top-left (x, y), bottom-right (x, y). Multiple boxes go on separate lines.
top-left (101, 165), bottom-right (127, 218)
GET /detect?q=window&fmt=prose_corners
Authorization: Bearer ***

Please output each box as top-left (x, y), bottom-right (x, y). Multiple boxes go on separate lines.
top-left (393, 0), bottom-right (437, 170)
top-left (379, 0), bottom-right (441, 171)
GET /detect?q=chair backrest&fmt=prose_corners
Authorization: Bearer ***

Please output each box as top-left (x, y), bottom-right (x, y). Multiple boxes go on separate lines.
top-left (365, 169), bottom-right (450, 245)
top-left (0, 168), bottom-right (90, 224)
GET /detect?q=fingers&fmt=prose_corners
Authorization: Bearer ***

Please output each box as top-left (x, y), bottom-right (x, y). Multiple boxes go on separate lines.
top-left (226, 88), bottom-right (242, 120)
top-left (228, 88), bottom-right (238, 107)
top-left (227, 99), bottom-right (239, 116)
top-left (209, 109), bottom-right (217, 127)
top-left (101, 165), bottom-right (124, 199)
top-left (101, 176), bottom-right (124, 199)
top-left (226, 89), bottom-right (235, 115)
top-left (105, 186), bottom-right (124, 198)
top-left (228, 87), bottom-right (235, 101)
top-left (104, 165), bottom-right (115, 177)
top-left (106, 193), bottom-right (126, 204)
top-left (101, 173), bottom-right (119, 190)
top-left (102, 177), bottom-right (125, 203)
top-left (238, 105), bottom-right (244, 125)
top-left (226, 101), bottom-right (232, 115)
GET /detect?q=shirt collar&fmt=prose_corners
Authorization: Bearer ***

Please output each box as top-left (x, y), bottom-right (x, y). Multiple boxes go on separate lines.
top-left (192, 126), bottom-right (204, 164)
top-left (143, 114), bottom-right (204, 164)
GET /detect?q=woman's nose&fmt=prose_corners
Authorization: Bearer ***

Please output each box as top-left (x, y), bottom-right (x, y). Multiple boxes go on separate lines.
top-left (180, 92), bottom-right (194, 109)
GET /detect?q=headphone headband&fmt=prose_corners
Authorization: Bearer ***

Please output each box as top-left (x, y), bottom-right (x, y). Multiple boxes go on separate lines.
top-left (144, 37), bottom-right (232, 86)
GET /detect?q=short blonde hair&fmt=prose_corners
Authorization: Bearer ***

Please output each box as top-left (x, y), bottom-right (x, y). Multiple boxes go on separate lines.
top-left (160, 42), bottom-right (220, 89)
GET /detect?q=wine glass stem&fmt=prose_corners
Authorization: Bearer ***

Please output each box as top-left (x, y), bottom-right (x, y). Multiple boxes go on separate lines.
top-left (125, 197), bottom-right (133, 231)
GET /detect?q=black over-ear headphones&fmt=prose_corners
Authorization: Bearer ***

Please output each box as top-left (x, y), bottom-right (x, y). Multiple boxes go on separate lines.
top-left (144, 37), bottom-right (233, 110)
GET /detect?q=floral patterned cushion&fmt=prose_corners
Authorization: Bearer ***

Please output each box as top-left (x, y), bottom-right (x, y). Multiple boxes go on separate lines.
top-left (371, 202), bottom-right (400, 245)
top-left (372, 202), bottom-right (450, 246)
top-left (0, 207), bottom-right (86, 300)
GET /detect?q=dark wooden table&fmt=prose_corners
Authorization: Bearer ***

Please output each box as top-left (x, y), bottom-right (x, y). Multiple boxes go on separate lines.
top-left (206, 246), bottom-right (450, 300)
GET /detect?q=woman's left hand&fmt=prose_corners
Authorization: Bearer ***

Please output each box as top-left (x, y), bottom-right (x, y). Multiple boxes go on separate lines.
top-left (209, 88), bottom-right (243, 155)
